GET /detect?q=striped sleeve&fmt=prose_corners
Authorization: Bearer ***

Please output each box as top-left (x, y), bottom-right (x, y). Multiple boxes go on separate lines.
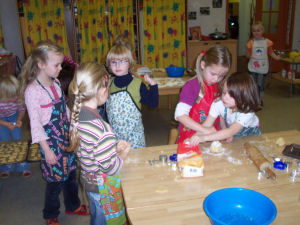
top-left (78, 118), bottom-right (123, 176)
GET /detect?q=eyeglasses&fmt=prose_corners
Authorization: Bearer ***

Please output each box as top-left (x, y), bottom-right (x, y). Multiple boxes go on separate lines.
top-left (110, 59), bottom-right (129, 66)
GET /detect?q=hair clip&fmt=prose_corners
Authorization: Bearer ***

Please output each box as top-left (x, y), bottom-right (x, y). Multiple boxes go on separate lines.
top-left (201, 50), bottom-right (205, 55)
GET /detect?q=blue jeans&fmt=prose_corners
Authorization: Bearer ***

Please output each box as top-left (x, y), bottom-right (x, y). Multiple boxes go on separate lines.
top-left (43, 170), bottom-right (81, 219)
top-left (0, 112), bottom-right (30, 173)
top-left (249, 72), bottom-right (266, 104)
top-left (86, 192), bottom-right (107, 225)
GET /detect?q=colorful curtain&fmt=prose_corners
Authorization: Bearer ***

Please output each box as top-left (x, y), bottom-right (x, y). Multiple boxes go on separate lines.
top-left (107, 0), bottom-right (135, 49)
top-left (143, 0), bottom-right (186, 68)
top-left (0, 17), bottom-right (4, 48)
top-left (76, 0), bottom-right (109, 63)
top-left (22, 0), bottom-right (69, 56)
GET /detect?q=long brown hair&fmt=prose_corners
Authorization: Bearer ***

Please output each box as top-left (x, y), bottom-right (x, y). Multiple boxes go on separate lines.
top-left (20, 40), bottom-right (63, 103)
top-left (222, 72), bottom-right (260, 113)
top-left (195, 45), bottom-right (232, 95)
top-left (67, 62), bottom-right (109, 152)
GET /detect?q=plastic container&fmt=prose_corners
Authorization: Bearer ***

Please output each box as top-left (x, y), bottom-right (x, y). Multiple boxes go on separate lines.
top-left (203, 188), bottom-right (277, 225)
top-left (281, 69), bottom-right (286, 78)
top-left (165, 66), bottom-right (185, 77)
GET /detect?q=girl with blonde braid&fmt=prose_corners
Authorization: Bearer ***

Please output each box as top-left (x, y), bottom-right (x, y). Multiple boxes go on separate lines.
top-left (68, 62), bottom-right (130, 225)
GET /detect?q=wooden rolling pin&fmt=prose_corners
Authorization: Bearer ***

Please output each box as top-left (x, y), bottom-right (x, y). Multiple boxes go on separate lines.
top-left (244, 142), bottom-right (276, 180)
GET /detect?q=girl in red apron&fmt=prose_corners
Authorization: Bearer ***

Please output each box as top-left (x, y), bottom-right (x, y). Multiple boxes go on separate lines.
top-left (22, 41), bottom-right (88, 225)
top-left (176, 46), bottom-right (232, 144)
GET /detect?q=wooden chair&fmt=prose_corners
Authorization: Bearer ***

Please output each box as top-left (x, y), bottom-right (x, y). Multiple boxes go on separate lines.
top-left (168, 128), bottom-right (179, 145)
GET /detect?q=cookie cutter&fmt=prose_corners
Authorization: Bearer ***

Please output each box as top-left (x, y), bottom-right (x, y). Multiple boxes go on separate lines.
top-left (273, 161), bottom-right (286, 170)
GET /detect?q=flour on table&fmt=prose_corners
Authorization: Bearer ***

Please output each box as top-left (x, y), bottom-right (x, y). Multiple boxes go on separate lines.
top-left (155, 185), bottom-right (168, 193)
top-left (275, 137), bottom-right (285, 147)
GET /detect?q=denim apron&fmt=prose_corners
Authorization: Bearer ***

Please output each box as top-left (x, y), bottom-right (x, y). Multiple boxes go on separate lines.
top-left (106, 87), bottom-right (145, 149)
top-left (177, 81), bottom-right (219, 144)
top-left (36, 78), bottom-right (77, 182)
top-left (224, 107), bottom-right (261, 138)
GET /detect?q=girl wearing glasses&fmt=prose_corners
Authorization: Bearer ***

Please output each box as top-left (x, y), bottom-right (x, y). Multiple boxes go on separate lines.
top-left (106, 44), bottom-right (159, 149)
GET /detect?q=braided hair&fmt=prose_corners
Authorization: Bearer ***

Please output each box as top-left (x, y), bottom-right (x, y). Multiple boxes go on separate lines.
top-left (67, 62), bottom-right (109, 152)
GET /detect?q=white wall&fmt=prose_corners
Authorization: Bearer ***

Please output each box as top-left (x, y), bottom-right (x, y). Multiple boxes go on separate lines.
top-left (292, 0), bottom-right (300, 52)
top-left (238, 0), bottom-right (253, 56)
top-left (188, 0), bottom-right (226, 37)
top-left (0, 0), bottom-right (24, 63)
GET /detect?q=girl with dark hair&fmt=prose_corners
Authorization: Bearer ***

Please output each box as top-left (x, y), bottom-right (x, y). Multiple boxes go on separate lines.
top-left (188, 72), bottom-right (261, 145)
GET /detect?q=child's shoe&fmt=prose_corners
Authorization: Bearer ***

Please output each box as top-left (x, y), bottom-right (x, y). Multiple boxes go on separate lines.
top-left (65, 204), bottom-right (90, 215)
top-left (0, 172), bottom-right (9, 179)
top-left (23, 170), bottom-right (31, 178)
top-left (46, 218), bottom-right (59, 225)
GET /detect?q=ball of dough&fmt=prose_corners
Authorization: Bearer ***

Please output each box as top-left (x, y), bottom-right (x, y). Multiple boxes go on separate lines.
top-left (210, 141), bottom-right (223, 154)
top-left (276, 137), bottom-right (285, 147)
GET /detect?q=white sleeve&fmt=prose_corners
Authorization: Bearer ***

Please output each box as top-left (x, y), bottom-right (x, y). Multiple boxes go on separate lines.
top-left (209, 100), bottom-right (223, 118)
top-left (174, 102), bottom-right (192, 121)
top-left (236, 112), bottom-right (259, 127)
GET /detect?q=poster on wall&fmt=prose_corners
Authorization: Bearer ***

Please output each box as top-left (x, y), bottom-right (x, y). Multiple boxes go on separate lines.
top-left (188, 11), bottom-right (197, 20)
top-left (189, 26), bottom-right (201, 40)
top-left (213, 0), bottom-right (222, 8)
top-left (200, 7), bottom-right (210, 15)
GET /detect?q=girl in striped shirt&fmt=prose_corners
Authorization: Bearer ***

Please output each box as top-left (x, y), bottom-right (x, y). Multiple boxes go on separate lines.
top-left (68, 62), bottom-right (131, 225)
top-left (0, 74), bottom-right (31, 178)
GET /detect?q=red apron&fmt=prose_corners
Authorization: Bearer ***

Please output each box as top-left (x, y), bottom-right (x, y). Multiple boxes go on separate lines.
top-left (177, 81), bottom-right (219, 143)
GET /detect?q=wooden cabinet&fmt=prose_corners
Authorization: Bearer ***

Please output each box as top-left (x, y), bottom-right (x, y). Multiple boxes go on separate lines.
top-left (186, 39), bottom-right (237, 75)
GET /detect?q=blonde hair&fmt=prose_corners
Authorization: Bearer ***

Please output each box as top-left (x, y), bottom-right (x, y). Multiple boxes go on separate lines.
top-left (106, 44), bottom-right (134, 73)
top-left (113, 34), bottom-right (133, 51)
top-left (67, 62), bottom-right (109, 152)
top-left (20, 40), bottom-right (64, 103)
top-left (195, 45), bottom-right (232, 95)
top-left (252, 21), bottom-right (265, 32)
top-left (0, 74), bottom-right (20, 102)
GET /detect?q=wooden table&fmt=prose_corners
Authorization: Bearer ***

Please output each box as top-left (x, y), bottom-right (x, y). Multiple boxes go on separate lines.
top-left (121, 130), bottom-right (300, 225)
top-left (278, 57), bottom-right (300, 96)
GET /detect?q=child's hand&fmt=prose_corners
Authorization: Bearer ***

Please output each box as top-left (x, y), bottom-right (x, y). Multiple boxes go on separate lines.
top-left (16, 120), bottom-right (23, 128)
top-left (7, 122), bottom-right (16, 130)
top-left (117, 140), bottom-right (131, 160)
top-left (116, 140), bottom-right (128, 153)
top-left (144, 74), bottom-right (157, 85)
top-left (45, 150), bottom-right (58, 165)
top-left (187, 133), bottom-right (206, 146)
top-left (225, 136), bottom-right (233, 143)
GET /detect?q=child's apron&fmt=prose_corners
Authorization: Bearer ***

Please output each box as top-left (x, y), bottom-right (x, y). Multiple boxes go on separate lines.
top-left (177, 82), bottom-right (219, 143)
top-left (106, 88), bottom-right (145, 149)
top-left (224, 107), bottom-right (261, 138)
top-left (97, 174), bottom-right (126, 225)
top-left (36, 78), bottom-right (76, 182)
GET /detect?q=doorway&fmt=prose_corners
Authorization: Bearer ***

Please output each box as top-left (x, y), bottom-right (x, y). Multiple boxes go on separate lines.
top-left (228, 0), bottom-right (239, 39)
top-left (255, 0), bottom-right (296, 72)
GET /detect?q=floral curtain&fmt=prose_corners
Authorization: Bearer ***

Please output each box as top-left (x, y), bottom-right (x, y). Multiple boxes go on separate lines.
top-left (143, 0), bottom-right (186, 68)
top-left (107, 0), bottom-right (135, 49)
top-left (22, 0), bottom-right (69, 56)
top-left (76, 0), bottom-right (109, 63)
top-left (0, 17), bottom-right (4, 48)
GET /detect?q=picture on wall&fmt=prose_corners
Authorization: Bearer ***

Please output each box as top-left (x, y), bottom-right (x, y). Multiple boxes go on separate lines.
top-left (188, 11), bottom-right (197, 20)
top-left (213, 0), bottom-right (222, 8)
top-left (200, 7), bottom-right (210, 15)
top-left (189, 26), bottom-right (201, 40)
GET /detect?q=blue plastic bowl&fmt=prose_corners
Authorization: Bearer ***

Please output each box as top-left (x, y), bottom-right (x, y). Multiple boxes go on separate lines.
top-left (203, 188), bottom-right (277, 225)
top-left (165, 66), bottom-right (185, 77)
